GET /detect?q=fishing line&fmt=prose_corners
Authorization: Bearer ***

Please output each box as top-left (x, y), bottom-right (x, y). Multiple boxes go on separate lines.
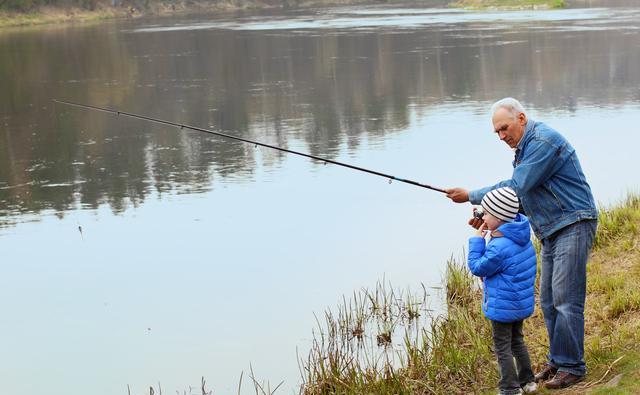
top-left (53, 99), bottom-right (446, 193)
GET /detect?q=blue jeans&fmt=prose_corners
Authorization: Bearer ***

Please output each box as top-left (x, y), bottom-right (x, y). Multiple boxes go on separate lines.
top-left (540, 219), bottom-right (597, 376)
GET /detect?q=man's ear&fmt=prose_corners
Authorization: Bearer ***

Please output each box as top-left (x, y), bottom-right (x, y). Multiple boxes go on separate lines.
top-left (518, 112), bottom-right (527, 125)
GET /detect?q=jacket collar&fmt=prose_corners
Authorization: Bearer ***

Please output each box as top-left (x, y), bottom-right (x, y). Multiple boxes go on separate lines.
top-left (516, 118), bottom-right (535, 151)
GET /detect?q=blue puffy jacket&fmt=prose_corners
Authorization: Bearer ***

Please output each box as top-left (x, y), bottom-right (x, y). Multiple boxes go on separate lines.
top-left (467, 213), bottom-right (537, 323)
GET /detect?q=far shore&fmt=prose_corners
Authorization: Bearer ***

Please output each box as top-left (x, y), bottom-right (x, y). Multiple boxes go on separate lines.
top-left (450, 0), bottom-right (566, 10)
top-left (0, 1), bottom-right (275, 29)
top-left (0, 0), bottom-right (568, 29)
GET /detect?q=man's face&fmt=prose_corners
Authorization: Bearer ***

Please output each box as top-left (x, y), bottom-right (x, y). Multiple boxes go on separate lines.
top-left (492, 108), bottom-right (527, 149)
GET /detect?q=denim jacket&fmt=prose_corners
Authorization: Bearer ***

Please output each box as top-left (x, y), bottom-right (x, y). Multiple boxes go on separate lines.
top-left (469, 119), bottom-right (597, 240)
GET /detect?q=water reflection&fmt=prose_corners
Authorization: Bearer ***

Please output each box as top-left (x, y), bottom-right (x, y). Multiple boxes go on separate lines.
top-left (1, 5), bottom-right (639, 227)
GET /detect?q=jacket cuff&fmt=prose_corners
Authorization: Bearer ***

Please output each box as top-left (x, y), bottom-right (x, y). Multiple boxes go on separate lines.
top-left (469, 189), bottom-right (484, 205)
top-left (468, 236), bottom-right (486, 251)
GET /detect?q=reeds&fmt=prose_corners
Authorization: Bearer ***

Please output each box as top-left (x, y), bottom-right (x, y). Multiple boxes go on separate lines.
top-left (300, 259), bottom-right (496, 395)
top-left (594, 193), bottom-right (640, 250)
top-left (131, 369), bottom-right (283, 395)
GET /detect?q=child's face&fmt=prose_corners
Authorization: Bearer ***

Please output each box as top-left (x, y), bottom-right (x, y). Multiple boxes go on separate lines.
top-left (482, 211), bottom-right (504, 231)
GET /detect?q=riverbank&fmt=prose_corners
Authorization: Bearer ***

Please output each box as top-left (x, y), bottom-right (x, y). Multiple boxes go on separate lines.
top-left (450, 0), bottom-right (566, 9)
top-left (0, 0), bottom-right (567, 28)
top-left (0, 0), bottom-right (381, 28)
top-left (301, 194), bottom-right (640, 394)
top-left (0, 1), bottom-right (258, 28)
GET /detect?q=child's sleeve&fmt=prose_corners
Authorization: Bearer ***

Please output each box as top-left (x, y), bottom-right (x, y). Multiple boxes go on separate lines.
top-left (468, 237), bottom-right (504, 278)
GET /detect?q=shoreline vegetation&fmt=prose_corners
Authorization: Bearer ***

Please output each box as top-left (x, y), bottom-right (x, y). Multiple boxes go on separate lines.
top-left (296, 193), bottom-right (640, 394)
top-left (0, 0), bottom-right (567, 28)
top-left (450, 0), bottom-right (566, 10)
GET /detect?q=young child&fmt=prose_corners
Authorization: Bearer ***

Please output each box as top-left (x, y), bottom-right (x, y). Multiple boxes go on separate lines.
top-left (467, 187), bottom-right (538, 395)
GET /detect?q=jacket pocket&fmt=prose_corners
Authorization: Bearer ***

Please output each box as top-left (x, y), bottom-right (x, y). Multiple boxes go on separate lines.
top-left (527, 182), bottom-right (565, 226)
top-left (545, 183), bottom-right (565, 214)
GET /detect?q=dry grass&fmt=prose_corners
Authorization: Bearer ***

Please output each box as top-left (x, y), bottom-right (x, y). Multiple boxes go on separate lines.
top-left (450, 0), bottom-right (566, 9)
top-left (0, 6), bottom-right (127, 27)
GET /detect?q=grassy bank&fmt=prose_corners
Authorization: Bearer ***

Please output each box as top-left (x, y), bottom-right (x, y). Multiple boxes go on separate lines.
top-left (0, 0), bottom-right (433, 28)
top-left (0, 6), bottom-right (124, 27)
top-left (450, 0), bottom-right (566, 9)
top-left (0, 1), bottom-right (259, 28)
top-left (300, 193), bottom-right (640, 394)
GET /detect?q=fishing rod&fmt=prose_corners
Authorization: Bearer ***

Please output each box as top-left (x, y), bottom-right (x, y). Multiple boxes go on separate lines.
top-left (53, 99), bottom-right (446, 193)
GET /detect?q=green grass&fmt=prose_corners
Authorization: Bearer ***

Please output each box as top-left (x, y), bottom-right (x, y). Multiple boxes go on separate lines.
top-left (301, 193), bottom-right (640, 394)
top-left (450, 0), bottom-right (567, 9)
top-left (0, 7), bottom-right (124, 28)
top-left (594, 193), bottom-right (640, 249)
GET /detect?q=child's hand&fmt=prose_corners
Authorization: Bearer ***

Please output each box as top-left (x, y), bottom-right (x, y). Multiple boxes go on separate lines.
top-left (468, 217), bottom-right (483, 229)
top-left (475, 222), bottom-right (488, 238)
top-left (468, 207), bottom-right (483, 229)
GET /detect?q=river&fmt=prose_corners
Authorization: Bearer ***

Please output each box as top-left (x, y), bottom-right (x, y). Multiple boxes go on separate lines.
top-left (1, 3), bottom-right (639, 394)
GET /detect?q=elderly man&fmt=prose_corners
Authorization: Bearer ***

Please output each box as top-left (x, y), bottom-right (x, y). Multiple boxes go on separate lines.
top-left (446, 98), bottom-right (598, 390)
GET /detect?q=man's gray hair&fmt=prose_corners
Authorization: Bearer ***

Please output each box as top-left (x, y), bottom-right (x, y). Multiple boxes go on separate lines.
top-left (491, 97), bottom-right (527, 119)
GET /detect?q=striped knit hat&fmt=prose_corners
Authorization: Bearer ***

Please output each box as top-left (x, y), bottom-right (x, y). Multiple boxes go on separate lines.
top-left (481, 187), bottom-right (520, 222)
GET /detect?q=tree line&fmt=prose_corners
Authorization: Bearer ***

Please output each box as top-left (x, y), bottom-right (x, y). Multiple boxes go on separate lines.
top-left (0, 0), bottom-right (176, 12)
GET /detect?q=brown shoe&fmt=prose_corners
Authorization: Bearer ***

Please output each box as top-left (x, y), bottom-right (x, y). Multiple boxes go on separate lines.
top-left (534, 365), bottom-right (557, 382)
top-left (544, 371), bottom-right (584, 389)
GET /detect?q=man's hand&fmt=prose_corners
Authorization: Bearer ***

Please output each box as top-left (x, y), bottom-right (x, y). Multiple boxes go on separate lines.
top-left (445, 188), bottom-right (470, 203)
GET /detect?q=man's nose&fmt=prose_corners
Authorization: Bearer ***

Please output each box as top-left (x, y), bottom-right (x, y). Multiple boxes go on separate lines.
top-left (498, 131), bottom-right (506, 140)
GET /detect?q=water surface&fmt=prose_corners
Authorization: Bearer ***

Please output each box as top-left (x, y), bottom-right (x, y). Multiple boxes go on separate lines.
top-left (1, 4), bottom-right (639, 394)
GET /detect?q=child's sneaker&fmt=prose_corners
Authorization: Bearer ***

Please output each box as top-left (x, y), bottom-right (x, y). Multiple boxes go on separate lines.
top-left (522, 381), bottom-right (538, 393)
